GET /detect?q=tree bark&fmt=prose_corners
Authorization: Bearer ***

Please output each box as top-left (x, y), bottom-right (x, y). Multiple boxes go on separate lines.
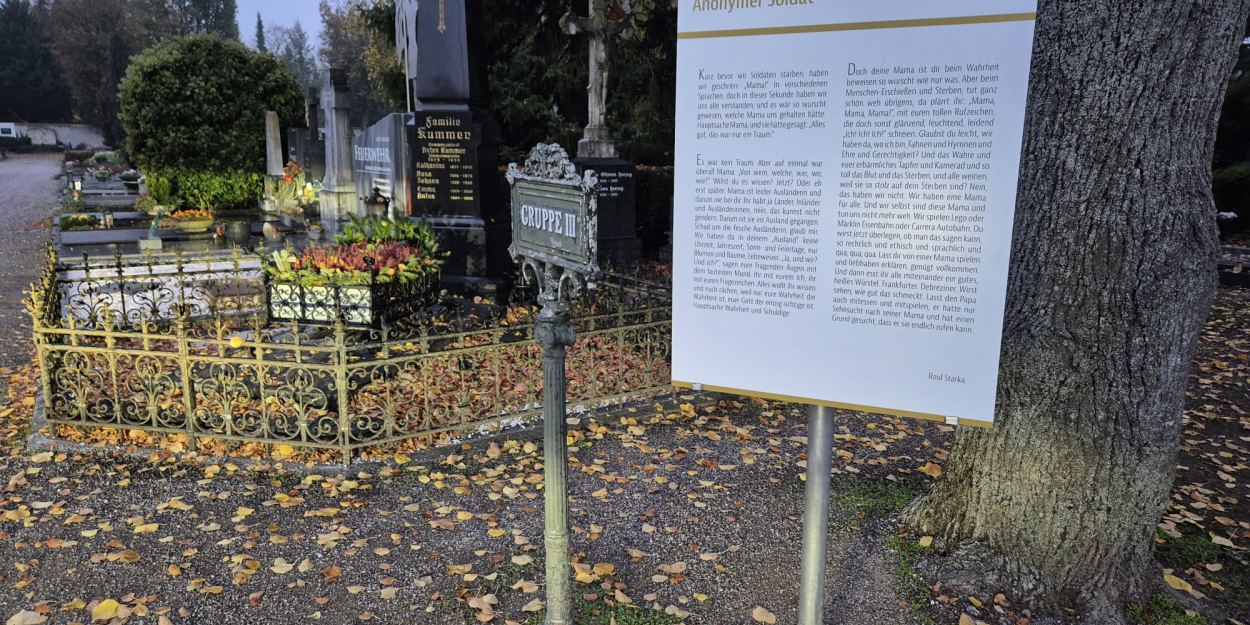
top-left (904, 0), bottom-right (1250, 617)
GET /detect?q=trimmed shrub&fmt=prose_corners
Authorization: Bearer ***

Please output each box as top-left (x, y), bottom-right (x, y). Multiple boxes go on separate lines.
top-left (152, 169), bottom-right (264, 211)
top-left (119, 35), bottom-right (303, 172)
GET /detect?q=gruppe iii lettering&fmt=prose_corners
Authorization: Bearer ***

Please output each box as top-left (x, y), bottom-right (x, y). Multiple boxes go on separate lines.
top-left (691, 0), bottom-right (813, 13)
top-left (520, 204), bottom-right (578, 239)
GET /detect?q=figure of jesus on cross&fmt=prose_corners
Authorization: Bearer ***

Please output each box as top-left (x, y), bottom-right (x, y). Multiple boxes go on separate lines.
top-left (561, 0), bottom-right (631, 160)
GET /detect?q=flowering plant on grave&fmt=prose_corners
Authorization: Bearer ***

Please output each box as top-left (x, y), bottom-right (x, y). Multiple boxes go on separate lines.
top-left (265, 160), bottom-right (306, 214)
top-left (165, 208), bottom-right (214, 223)
top-left (266, 241), bottom-right (440, 288)
top-left (90, 167), bottom-right (112, 182)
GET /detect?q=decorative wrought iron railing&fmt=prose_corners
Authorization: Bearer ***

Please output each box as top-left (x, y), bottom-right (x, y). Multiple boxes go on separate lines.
top-left (29, 247), bottom-right (673, 462)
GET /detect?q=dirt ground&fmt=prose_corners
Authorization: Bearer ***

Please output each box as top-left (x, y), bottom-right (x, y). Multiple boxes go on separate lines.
top-left (0, 155), bottom-right (1245, 625)
top-left (0, 153), bottom-right (60, 368)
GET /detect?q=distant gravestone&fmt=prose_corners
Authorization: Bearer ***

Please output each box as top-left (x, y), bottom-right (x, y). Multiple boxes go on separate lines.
top-left (288, 87), bottom-right (326, 179)
top-left (319, 69), bottom-right (358, 228)
top-left (265, 111), bottom-right (284, 177)
top-left (353, 113), bottom-right (412, 219)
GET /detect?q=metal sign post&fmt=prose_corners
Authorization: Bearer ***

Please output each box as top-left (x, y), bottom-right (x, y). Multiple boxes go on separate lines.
top-left (798, 405), bottom-right (835, 625)
top-left (508, 144), bottom-right (600, 625)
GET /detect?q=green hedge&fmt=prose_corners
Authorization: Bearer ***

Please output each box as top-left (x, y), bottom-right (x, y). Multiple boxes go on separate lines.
top-left (152, 169), bottom-right (264, 211)
top-left (1214, 163), bottom-right (1250, 235)
top-left (119, 35), bottom-right (303, 172)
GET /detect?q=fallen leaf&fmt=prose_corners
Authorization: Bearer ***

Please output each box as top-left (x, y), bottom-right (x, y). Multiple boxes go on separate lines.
top-left (1164, 573), bottom-right (1193, 593)
top-left (752, 606), bottom-right (776, 624)
top-left (91, 600), bottom-right (120, 622)
top-left (6, 611), bottom-right (47, 625)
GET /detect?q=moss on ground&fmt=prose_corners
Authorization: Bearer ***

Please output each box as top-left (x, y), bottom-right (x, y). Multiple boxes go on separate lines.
top-left (835, 481), bottom-right (920, 517)
top-left (1125, 593), bottom-right (1209, 625)
top-left (884, 535), bottom-right (937, 625)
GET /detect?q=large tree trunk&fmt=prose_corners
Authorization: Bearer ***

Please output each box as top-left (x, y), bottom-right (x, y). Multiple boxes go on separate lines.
top-left (904, 0), bottom-right (1249, 617)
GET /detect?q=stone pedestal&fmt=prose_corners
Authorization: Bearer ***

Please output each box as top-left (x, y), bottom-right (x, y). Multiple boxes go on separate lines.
top-left (319, 69), bottom-right (358, 226)
top-left (576, 157), bottom-right (640, 270)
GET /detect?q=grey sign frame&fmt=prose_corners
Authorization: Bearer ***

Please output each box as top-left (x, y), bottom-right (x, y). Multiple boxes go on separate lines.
top-left (506, 146), bottom-right (601, 280)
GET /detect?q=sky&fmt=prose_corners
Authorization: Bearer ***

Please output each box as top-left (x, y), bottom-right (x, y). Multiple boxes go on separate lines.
top-left (236, 0), bottom-right (325, 51)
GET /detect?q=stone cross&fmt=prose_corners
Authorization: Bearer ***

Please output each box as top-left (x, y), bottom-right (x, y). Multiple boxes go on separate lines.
top-left (561, 0), bottom-right (630, 159)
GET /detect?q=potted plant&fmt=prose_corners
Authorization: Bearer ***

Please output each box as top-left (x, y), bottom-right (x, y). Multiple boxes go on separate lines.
top-left (135, 194), bottom-right (159, 215)
top-left (264, 161), bottom-right (307, 216)
top-left (91, 167), bottom-right (112, 183)
top-left (265, 216), bottom-right (442, 326)
top-left (146, 173), bottom-right (173, 213)
top-left (119, 169), bottom-right (141, 192)
top-left (166, 208), bottom-right (215, 233)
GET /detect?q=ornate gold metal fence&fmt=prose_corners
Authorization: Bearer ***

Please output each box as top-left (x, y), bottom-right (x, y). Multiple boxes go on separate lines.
top-left (29, 247), bottom-right (673, 461)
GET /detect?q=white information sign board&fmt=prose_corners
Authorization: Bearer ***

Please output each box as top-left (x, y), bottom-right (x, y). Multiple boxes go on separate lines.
top-left (672, 1), bottom-right (1039, 426)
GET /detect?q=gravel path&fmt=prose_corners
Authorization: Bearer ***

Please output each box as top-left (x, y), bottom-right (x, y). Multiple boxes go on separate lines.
top-left (0, 154), bottom-right (61, 368)
top-left (0, 397), bottom-right (935, 625)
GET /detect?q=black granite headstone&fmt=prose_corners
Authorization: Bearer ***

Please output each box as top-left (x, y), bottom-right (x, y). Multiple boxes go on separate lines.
top-left (576, 157), bottom-right (641, 269)
top-left (401, 0), bottom-right (507, 292)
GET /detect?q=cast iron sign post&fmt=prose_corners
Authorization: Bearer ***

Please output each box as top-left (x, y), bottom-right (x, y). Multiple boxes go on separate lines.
top-left (507, 144), bottom-right (600, 625)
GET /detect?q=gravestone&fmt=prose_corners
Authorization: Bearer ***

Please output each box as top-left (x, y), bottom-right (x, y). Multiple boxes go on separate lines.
top-left (319, 69), bottom-right (358, 230)
top-left (265, 111), bottom-right (284, 177)
top-left (352, 113), bottom-right (411, 220)
top-left (395, 0), bottom-right (508, 292)
top-left (563, 0), bottom-right (641, 268)
top-left (289, 87), bottom-right (326, 179)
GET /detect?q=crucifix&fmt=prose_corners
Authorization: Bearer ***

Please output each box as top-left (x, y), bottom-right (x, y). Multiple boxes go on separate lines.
top-left (561, 0), bottom-right (631, 160)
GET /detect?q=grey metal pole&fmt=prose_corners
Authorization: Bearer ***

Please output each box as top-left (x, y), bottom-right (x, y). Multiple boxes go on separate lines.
top-left (798, 405), bottom-right (835, 625)
top-left (537, 305), bottom-right (576, 625)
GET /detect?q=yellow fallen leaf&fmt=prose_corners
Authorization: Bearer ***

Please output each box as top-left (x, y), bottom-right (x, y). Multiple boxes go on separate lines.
top-left (1164, 573), bottom-right (1193, 592)
top-left (593, 563), bottom-right (615, 576)
top-left (271, 559), bottom-right (294, 574)
top-left (134, 523), bottom-right (159, 534)
top-left (521, 599), bottom-right (544, 613)
top-left (918, 536), bottom-right (933, 548)
top-left (380, 588), bottom-right (398, 600)
top-left (752, 606), bottom-right (776, 624)
top-left (574, 570), bottom-right (598, 584)
top-left (92, 599), bottom-right (120, 622)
